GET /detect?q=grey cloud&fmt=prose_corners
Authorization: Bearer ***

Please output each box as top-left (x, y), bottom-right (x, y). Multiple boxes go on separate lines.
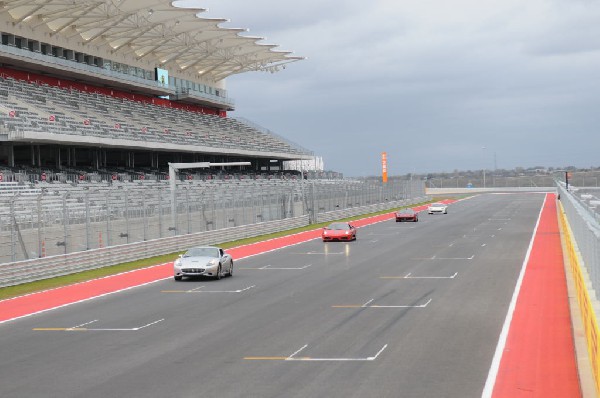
top-left (177, 0), bottom-right (600, 176)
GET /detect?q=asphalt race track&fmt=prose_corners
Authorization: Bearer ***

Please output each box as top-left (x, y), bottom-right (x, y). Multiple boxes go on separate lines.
top-left (0, 193), bottom-right (546, 398)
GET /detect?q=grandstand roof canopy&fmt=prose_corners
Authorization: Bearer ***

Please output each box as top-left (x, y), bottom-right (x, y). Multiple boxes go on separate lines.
top-left (1, 0), bottom-right (303, 82)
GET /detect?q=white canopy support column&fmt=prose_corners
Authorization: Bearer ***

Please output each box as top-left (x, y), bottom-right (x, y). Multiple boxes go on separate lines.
top-left (168, 162), bottom-right (251, 234)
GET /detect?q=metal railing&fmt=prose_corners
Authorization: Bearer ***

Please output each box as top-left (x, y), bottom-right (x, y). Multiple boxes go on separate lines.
top-left (557, 182), bottom-right (600, 291)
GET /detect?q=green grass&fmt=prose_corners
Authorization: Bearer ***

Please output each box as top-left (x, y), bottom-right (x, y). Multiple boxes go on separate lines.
top-left (0, 199), bottom-right (441, 301)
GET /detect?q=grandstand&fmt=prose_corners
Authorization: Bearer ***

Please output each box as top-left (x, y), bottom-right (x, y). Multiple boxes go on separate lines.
top-left (0, 0), bottom-right (312, 180)
top-left (0, 1), bottom-right (426, 266)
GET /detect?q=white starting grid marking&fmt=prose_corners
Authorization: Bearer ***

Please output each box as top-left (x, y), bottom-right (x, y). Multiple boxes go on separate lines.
top-left (162, 285), bottom-right (255, 293)
top-left (333, 298), bottom-right (432, 309)
top-left (244, 344), bottom-right (388, 362)
top-left (33, 318), bottom-right (165, 332)
top-left (240, 264), bottom-right (312, 270)
top-left (286, 344), bottom-right (388, 362)
top-left (414, 255), bottom-right (474, 260)
top-left (392, 272), bottom-right (458, 279)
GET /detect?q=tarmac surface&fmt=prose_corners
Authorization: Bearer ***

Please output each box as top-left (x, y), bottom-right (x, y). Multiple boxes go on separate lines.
top-left (0, 193), bottom-right (582, 398)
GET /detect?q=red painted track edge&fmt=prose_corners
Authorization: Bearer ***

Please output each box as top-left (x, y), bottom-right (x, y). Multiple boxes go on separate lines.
top-left (487, 193), bottom-right (581, 397)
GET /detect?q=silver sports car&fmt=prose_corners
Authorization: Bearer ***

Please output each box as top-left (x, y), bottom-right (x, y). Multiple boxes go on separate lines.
top-left (173, 246), bottom-right (233, 281)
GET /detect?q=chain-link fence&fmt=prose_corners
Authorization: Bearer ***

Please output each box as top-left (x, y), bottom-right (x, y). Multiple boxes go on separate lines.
top-left (0, 178), bottom-right (425, 264)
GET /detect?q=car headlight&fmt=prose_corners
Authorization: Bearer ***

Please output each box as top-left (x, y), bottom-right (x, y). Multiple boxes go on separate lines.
top-left (174, 259), bottom-right (181, 267)
top-left (345, 231), bottom-right (350, 235)
top-left (208, 259), bottom-right (218, 266)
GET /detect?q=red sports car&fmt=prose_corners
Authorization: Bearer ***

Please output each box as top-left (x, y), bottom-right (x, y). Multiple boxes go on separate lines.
top-left (322, 222), bottom-right (357, 242)
top-left (395, 208), bottom-right (418, 222)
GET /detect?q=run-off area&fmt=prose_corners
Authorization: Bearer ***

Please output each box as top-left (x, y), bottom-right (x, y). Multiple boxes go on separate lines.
top-left (0, 194), bottom-right (546, 398)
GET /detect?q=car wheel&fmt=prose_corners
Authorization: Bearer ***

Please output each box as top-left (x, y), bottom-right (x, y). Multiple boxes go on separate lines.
top-left (414, 217), bottom-right (418, 222)
top-left (174, 275), bottom-right (182, 281)
top-left (228, 261), bottom-right (233, 277)
top-left (215, 265), bottom-right (222, 280)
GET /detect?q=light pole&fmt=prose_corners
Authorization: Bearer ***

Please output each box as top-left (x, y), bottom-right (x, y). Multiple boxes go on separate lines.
top-left (482, 146), bottom-right (486, 188)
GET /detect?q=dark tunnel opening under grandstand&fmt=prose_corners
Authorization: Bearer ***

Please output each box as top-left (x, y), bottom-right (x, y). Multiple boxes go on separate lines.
top-left (6, 143), bottom-right (279, 170)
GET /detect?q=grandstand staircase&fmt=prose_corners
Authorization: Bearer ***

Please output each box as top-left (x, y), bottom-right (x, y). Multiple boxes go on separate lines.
top-left (8, 94), bottom-right (50, 119)
top-left (47, 99), bottom-right (88, 125)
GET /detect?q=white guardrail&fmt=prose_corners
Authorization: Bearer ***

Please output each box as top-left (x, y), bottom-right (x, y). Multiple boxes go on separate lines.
top-left (0, 196), bottom-right (429, 288)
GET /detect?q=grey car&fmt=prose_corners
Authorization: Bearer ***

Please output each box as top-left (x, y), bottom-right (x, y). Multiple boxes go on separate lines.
top-left (173, 246), bottom-right (233, 281)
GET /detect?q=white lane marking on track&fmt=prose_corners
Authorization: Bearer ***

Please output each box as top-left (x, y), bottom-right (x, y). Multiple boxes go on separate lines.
top-left (401, 272), bottom-right (458, 279)
top-left (335, 299), bottom-right (432, 309)
top-left (38, 318), bottom-right (165, 332)
top-left (85, 318), bottom-right (165, 331)
top-left (369, 298), bottom-right (432, 308)
top-left (414, 255), bottom-right (474, 260)
top-left (284, 344), bottom-right (388, 361)
top-left (288, 344), bottom-right (308, 359)
top-left (68, 320), bottom-right (98, 329)
top-left (191, 285), bottom-right (255, 293)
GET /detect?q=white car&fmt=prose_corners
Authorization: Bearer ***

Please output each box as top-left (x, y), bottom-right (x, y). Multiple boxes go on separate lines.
top-left (174, 246), bottom-right (233, 281)
top-left (428, 202), bottom-right (448, 214)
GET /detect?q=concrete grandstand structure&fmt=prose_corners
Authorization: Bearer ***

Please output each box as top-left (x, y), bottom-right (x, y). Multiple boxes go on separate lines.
top-left (0, 0), bottom-right (428, 265)
top-left (0, 0), bottom-right (312, 176)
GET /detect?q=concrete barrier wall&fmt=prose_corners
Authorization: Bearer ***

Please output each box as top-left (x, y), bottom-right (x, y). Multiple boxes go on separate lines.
top-left (426, 187), bottom-right (556, 195)
top-left (558, 201), bottom-right (600, 395)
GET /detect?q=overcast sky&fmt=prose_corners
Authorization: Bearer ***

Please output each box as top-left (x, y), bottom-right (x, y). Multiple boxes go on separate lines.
top-left (176, 0), bottom-right (600, 177)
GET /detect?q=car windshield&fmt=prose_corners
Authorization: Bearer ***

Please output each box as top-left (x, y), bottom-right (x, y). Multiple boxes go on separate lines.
top-left (432, 203), bottom-right (444, 207)
top-left (399, 209), bottom-right (414, 214)
top-left (184, 247), bottom-right (220, 258)
top-left (326, 223), bottom-right (350, 230)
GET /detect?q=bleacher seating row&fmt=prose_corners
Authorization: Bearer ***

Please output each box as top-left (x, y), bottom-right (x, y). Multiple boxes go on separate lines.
top-left (0, 176), bottom-right (307, 226)
top-left (0, 173), bottom-right (370, 226)
top-left (0, 76), bottom-right (311, 156)
top-left (0, 165), bottom-right (304, 186)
